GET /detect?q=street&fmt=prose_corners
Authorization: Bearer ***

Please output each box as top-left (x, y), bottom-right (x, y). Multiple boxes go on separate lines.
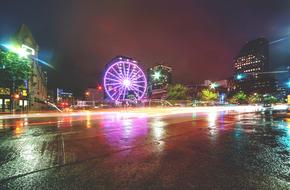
top-left (0, 107), bottom-right (289, 189)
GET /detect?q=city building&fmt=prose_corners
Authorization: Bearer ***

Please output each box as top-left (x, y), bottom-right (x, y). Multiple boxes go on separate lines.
top-left (56, 88), bottom-right (75, 108)
top-left (17, 24), bottom-right (48, 110)
top-left (234, 38), bottom-right (278, 95)
top-left (186, 82), bottom-right (207, 100)
top-left (147, 64), bottom-right (172, 99)
top-left (0, 24), bottom-right (48, 112)
top-left (85, 86), bottom-right (104, 102)
top-left (188, 79), bottom-right (233, 102)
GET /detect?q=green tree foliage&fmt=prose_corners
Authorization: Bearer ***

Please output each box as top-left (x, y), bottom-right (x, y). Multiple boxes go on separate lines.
top-left (229, 91), bottom-right (247, 104)
top-left (200, 89), bottom-right (218, 102)
top-left (263, 95), bottom-right (278, 104)
top-left (0, 50), bottom-right (31, 87)
top-left (167, 84), bottom-right (189, 100)
top-left (248, 93), bottom-right (261, 104)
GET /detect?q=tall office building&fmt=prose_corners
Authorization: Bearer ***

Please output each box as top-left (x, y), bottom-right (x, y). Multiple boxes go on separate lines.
top-left (234, 38), bottom-right (277, 94)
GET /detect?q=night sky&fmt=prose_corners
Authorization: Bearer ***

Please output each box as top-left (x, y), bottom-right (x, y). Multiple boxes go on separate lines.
top-left (0, 0), bottom-right (289, 94)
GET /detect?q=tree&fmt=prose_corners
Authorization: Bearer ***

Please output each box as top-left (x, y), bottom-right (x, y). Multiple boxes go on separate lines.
top-left (229, 91), bottom-right (247, 104)
top-left (263, 94), bottom-right (278, 104)
top-left (248, 93), bottom-right (261, 104)
top-left (0, 50), bottom-right (32, 111)
top-left (167, 84), bottom-right (189, 100)
top-left (200, 89), bottom-right (218, 102)
top-left (0, 50), bottom-right (31, 87)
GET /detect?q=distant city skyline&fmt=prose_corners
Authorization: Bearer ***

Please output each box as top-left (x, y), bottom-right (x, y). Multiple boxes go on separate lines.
top-left (0, 0), bottom-right (289, 94)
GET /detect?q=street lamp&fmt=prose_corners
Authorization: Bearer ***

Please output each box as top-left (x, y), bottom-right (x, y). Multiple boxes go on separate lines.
top-left (152, 71), bottom-right (161, 80)
top-left (236, 74), bottom-right (243, 80)
top-left (14, 94), bottom-right (20, 99)
top-left (2, 43), bottom-right (54, 69)
top-left (1, 44), bottom-right (31, 58)
top-left (210, 82), bottom-right (218, 89)
top-left (287, 79), bottom-right (290, 88)
top-left (235, 73), bottom-right (246, 81)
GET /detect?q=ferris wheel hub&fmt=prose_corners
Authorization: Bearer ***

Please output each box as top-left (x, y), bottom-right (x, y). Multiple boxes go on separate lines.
top-left (123, 79), bottom-right (131, 87)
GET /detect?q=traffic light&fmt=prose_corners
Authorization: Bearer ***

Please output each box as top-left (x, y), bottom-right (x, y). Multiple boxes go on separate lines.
top-left (97, 85), bottom-right (103, 91)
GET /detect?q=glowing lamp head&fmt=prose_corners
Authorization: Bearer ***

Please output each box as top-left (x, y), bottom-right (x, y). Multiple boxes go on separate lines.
top-left (236, 73), bottom-right (246, 81)
top-left (210, 82), bottom-right (218, 89)
top-left (14, 94), bottom-right (20, 99)
top-left (236, 74), bottom-right (243, 80)
top-left (287, 79), bottom-right (290, 88)
top-left (17, 48), bottom-right (29, 58)
top-left (123, 79), bottom-right (131, 87)
top-left (152, 71), bottom-right (161, 80)
top-left (2, 44), bottom-right (30, 58)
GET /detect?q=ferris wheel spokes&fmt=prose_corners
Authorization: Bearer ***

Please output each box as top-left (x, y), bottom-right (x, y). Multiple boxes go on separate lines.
top-left (104, 58), bottom-right (147, 102)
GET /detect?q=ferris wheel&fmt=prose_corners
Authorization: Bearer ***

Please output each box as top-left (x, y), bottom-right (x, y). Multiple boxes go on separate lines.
top-left (103, 58), bottom-right (147, 102)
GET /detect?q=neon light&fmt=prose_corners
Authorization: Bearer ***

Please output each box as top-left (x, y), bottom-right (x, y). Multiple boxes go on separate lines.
top-left (104, 58), bottom-right (147, 101)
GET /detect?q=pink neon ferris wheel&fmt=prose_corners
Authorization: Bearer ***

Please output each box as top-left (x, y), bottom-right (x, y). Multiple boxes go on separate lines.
top-left (103, 58), bottom-right (147, 102)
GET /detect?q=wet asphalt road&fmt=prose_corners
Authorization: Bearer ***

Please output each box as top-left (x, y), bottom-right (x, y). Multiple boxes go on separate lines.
top-left (0, 109), bottom-right (289, 189)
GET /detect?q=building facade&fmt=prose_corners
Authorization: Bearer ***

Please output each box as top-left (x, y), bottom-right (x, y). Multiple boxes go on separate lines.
top-left (85, 87), bottom-right (104, 102)
top-left (0, 24), bottom-right (48, 112)
top-left (56, 88), bottom-right (74, 108)
top-left (16, 24), bottom-right (48, 110)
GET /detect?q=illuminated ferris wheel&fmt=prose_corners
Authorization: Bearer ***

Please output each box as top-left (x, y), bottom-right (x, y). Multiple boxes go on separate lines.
top-left (103, 57), bottom-right (147, 102)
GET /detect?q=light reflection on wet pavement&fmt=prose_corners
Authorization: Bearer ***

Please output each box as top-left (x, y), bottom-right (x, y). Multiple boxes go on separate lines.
top-left (0, 110), bottom-right (289, 189)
